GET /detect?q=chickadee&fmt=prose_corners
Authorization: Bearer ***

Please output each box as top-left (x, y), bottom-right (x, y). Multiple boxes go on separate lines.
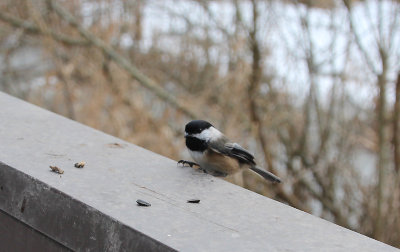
top-left (178, 120), bottom-right (281, 183)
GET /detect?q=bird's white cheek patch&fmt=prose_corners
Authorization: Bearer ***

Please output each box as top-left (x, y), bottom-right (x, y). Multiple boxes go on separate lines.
top-left (193, 127), bottom-right (222, 141)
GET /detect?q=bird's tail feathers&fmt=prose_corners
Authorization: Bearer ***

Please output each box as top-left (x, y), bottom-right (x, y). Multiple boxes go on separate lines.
top-left (250, 166), bottom-right (281, 183)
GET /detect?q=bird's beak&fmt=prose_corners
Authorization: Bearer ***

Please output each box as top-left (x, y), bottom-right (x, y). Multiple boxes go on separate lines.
top-left (184, 132), bottom-right (188, 138)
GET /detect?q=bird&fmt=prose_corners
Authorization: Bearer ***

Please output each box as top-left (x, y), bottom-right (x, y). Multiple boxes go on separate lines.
top-left (178, 120), bottom-right (281, 183)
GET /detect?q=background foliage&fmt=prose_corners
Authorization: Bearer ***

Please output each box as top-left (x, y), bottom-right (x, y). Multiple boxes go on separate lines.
top-left (0, 0), bottom-right (399, 247)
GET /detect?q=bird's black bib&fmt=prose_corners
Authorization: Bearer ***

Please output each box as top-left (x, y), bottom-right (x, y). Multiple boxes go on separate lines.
top-left (185, 136), bottom-right (208, 152)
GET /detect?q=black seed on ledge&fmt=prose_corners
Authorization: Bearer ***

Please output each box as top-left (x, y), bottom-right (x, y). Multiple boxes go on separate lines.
top-left (136, 199), bottom-right (151, 207)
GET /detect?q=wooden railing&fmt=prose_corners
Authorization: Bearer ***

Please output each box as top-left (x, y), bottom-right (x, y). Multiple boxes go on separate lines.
top-left (0, 92), bottom-right (397, 251)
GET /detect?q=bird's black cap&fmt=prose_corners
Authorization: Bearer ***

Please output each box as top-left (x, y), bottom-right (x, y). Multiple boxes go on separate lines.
top-left (185, 120), bottom-right (213, 135)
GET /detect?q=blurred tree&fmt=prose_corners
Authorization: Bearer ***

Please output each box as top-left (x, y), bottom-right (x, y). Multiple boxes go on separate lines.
top-left (0, 0), bottom-right (399, 247)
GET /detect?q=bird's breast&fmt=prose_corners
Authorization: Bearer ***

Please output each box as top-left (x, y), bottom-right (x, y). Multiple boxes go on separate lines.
top-left (189, 149), bottom-right (241, 175)
top-left (188, 150), bottom-right (206, 164)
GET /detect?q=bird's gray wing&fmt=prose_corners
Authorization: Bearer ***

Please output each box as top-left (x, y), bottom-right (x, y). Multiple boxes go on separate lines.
top-left (209, 141), bottom-right (256, 165)
top-left (209, 141), bottom-right (280, 182)
top-left (225, 142), bottom-right (256, 165)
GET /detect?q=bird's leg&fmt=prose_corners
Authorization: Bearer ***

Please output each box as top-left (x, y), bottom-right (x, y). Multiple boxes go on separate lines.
top-left (177, 160), bottom-right (200, 168)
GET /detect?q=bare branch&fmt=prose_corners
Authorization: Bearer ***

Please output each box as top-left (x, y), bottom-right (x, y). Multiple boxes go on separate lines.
top-left (342, 0), bottom-right (378, 75)
top-left (0, 11), bottom-right (89, 46)
top-left (48, 0), bottom-right (197, 119)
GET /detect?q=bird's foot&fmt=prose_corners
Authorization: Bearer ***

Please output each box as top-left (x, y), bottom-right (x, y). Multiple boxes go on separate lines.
top-left (198, 167), bottom-right (208, 174)
top-left (177, 160), bottom-right (200, 168)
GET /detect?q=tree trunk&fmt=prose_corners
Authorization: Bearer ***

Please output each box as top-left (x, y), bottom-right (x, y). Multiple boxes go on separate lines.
top-left (373, 48), bottom-right (388, 240)
top-left (393, 72), bottom-right (400, 174)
